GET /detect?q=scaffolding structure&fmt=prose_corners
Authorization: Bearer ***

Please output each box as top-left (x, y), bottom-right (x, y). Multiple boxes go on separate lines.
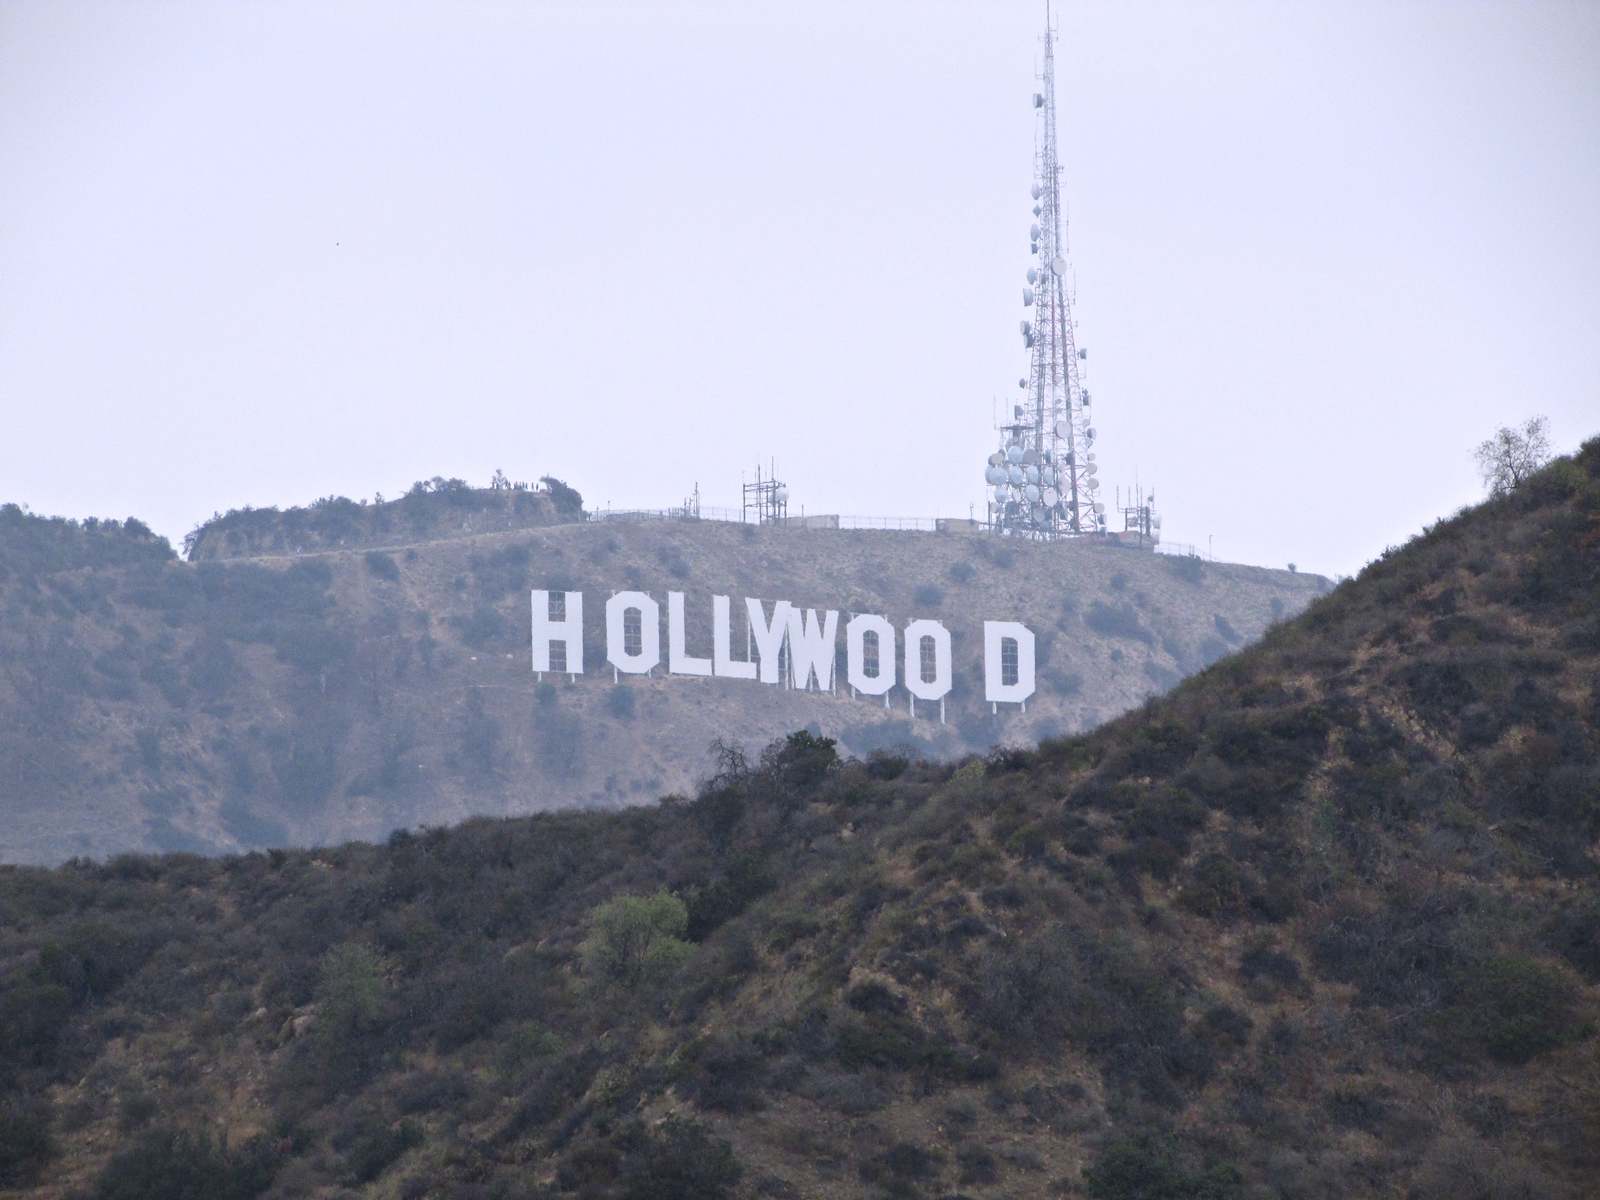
top-left (741, 462), bottom-right (789, 525)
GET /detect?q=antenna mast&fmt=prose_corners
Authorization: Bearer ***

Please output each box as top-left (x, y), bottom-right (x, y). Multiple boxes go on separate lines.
top-left (984, 16), bottom-right (1103, 539)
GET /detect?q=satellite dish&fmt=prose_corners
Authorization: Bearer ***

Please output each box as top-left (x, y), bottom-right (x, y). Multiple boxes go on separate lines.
top-left (988, 452), bottom-right (1004, 466)
top-left (1085, 462), bottom-right (1098, 476)
top-left (1030, 224), bottom-right (1041, 241)
top-left (1006, 445), bottom-right (1024, 463)
top-left (1054, 420), bottom-right (1071, 439)
top-left (985, 466), bottom-right (1006, 485)
top-left (993, 486), bottom-right (1008, 503)
top-left (1041, 467), bottom-right (1054, 486)
top-left (1025, 484), bottom-right (1041, 503)
top-left (1086, 478), bottom-right (1099, 491)
top-left (1021, 448), bottom-right (1040, 465)
top-left (1008, 465), bottom-right (1024, 485)
top-left (1026, 267), bottom-right (1037, 285)
top-left (1085, 427), bottom-right (1096, 441)
top-left (1086, 452), bottom-right (1096, 462)
top-left (1043, 487), bottom-right (1060, 507)
top-left (1025, 465), bottom-right (1040, 484)
top-left (1052, 256), bottom-right (1066, 276)
top-left (1022, 288), bottom-right (1034, 306)
top-left (1031, 182), bottom-right (1042, 200)
top-left (1018, 378), bottom-right (1028, 389)
top-left (774, 487), bottom-right (789, 502)
top-left (1094, 502), bottom-right (1106, 514)
top-left (1020, 320), bottom-right (1032, 336)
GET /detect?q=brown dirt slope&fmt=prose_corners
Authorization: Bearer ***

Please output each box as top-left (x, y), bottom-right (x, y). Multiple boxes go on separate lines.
top-left (0, 438), bottom-right (1595, 1198)
top-left (0, 503), bottom-right (1322, 864)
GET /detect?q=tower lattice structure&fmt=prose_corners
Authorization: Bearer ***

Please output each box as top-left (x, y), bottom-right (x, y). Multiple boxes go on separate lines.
top-left (984, 21), bottom-right (1104, 539)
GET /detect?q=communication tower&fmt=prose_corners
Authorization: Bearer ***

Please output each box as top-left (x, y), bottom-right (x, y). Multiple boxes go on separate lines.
top-left (982, 17), bottom-right (1149, 543)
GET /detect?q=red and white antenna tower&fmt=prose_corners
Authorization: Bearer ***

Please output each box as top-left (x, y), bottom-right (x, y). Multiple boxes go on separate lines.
top-left (984, 15), bottom-right (1106, 539)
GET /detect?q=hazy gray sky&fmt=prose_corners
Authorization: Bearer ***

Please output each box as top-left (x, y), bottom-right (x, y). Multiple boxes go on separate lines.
top-left (2, 1), bottom-right (1596, 577)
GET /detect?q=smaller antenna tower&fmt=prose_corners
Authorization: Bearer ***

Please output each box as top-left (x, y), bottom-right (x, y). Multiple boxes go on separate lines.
top-left (742, 461), bottom-right (789, 525)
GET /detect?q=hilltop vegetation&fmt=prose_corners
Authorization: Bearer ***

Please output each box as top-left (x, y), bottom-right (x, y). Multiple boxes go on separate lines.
top-left (183, 476), bottom-right (583, 561)
top-left (0, 491), bottom-right (1321, 864)
top-left (0, 439), bottom-right (1595, 1198)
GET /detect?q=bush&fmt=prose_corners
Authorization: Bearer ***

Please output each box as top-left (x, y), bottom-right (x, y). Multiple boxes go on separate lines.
top-left (363, 551), bottom-right (401, 582)
top-left (1082, 1134), bottom-right (1243, 1200)
top-left (459, 689), bottom-right (507, 782)
top-left (621, 1117), bottom-right (743, 1200)
top-left (1086, 600), bottom-right (1154, 644)
top-left (0, 1091), bottom-right (55, 1186)
top-left (339, 1117), bottom-right (422, 1185)
top-left (685, 854), bottom-right (775, 941)
top-left (579, 893), bottom-right (694, 989)
top-left (605, 684), bottom-right (637, 719)
top-left (1412, 1137), bottom-right (1557, 1200)
top-left (1164, 555), bottom-right (1205, 584)
top-left (88, 1128), bottom-right (276, 1200)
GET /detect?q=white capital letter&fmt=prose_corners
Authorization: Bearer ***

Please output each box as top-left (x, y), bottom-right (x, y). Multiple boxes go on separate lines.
top-left (984, 620), bottom-right (1035, 703)
top-left (745, 598), bottom-right (792, 685)
top-left (903, 619), bottom-right (952, 701)
top-left (786, 607), bottom-right (839, 691)
top-left (531, 590), bottom-right (583, 675)
top-left (668, 592), bottom-right (713, 677)
top-left (713, 595), bottom-right (757, 679)
top-left (606, 591), bottom-right (660, 675)
top-left (846, 614), bottom-right (896, 695)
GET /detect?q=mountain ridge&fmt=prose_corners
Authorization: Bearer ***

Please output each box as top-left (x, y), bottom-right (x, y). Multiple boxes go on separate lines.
top-left (0, 437), bottom-right (1594, 1198)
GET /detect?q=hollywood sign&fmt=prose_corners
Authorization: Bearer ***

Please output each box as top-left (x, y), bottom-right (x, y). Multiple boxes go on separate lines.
top-left (531, 590), bottom-right (1036, 716)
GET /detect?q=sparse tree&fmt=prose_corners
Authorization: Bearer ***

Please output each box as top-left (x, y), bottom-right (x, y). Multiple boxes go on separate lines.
top-left (1475, 417), bottom-right (1551, 496)
top-left (579, 892), bottom-right (692, 989)
top-left (540, 476), bottom-right (584, 515)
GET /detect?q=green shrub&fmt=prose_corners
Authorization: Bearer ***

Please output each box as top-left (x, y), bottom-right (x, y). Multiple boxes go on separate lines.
top-left (316, 943), bottom-right (387, 1034)
top-left (579, 893), bottom-right (694, 989)
top-left (496, 1022), bottom-right (563, 1074)
top-left (1443, 955), bottom-right (1581, 1063)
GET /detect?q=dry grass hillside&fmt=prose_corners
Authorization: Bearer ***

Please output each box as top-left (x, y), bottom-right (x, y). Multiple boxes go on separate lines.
top-left (0, 437), bottom-right (1594, 1200)
top-left (0, 504), bottom-right (1323, 865)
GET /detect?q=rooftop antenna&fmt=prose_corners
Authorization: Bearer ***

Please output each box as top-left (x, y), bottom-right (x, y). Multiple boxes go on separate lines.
top-left (981, 9), bottom-right (1131, 543)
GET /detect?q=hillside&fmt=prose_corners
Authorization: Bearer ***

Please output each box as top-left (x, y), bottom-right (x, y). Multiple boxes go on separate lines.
top-left (0, 438), bottom-right (1595, 1199)
top-left (0, 496), bottom-right (1322, 865)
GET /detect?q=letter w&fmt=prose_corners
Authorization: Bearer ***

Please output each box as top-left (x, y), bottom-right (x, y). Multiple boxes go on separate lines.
top-left (786, 607), bottom-right (838, 691)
